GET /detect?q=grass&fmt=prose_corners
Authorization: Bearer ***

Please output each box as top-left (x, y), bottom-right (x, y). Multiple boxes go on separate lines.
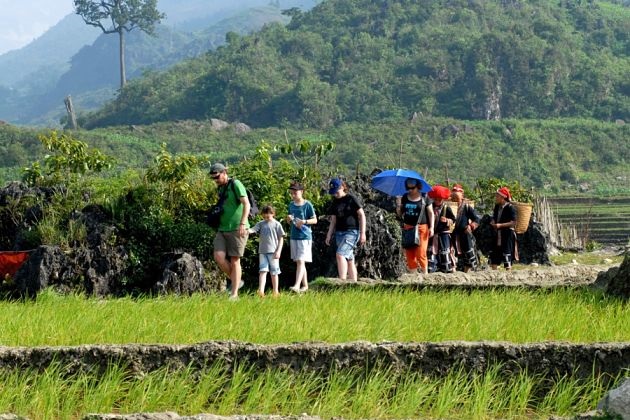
top-left (1, 288), bottom-right (629, 346)
top-left (550, 251), bottom-right (625, 266)
top-left (0, 360), bottom-right (621, 420)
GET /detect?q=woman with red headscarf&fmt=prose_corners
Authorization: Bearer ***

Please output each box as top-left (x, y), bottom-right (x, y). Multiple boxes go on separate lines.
top-left (490, 187), bottom-right (518, 270)
top-left (428, 185), bottom-right (456, 273)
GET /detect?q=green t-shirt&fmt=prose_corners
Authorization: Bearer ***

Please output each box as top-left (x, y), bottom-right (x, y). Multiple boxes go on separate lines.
top-left (218, 178), bottom-right (249, 232)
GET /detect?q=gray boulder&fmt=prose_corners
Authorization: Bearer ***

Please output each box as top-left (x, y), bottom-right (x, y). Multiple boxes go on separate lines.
top-left (595, 253), bottom-right (630, 299)
top-left (155, 252), bottom-right (212, 295)
top-left (598, 377), bottom-right (630, 419)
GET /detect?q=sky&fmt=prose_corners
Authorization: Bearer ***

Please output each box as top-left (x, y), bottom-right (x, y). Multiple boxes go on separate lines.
top-left (0, 0), bottom-right (74, 55)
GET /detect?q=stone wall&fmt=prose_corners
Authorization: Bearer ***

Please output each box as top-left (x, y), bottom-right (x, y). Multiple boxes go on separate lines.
top-left (1, 341), bottom-right (629, 381)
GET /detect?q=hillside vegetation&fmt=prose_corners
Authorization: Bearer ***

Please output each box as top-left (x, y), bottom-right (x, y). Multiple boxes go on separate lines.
top-left (82, 0), bottom-right (630, 129)
top-left (1, 117), bottom-right (627, 194)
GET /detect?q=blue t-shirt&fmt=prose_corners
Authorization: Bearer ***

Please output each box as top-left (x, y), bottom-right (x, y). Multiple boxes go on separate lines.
top-left (288, 200), bottom-right (316, 240)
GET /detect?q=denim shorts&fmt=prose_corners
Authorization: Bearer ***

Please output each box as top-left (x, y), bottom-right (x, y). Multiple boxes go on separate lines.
top-left (259, 253), bottom-right (280, 275)
top-left (335, 229), bottom-right (359, 260)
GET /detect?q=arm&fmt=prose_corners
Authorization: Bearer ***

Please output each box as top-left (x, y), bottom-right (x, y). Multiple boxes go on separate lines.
top-left (426, 203), bottom-right (435, 236)
top-left (238, 195), bottom-right (250, 237)
top-left (274, 236), bottom-right (283, 260)
top-left (357, 208), bottom-right (366, 245)
top-left (325, 215), bottom-right (337, 246)
top-left (395, 196), bottom-right (403, 217)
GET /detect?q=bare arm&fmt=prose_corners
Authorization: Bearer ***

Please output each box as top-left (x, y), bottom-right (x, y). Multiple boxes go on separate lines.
top-left (357, 208), bottom-right (367, 245)
top-left (326, 215), bottom-right (337, 246)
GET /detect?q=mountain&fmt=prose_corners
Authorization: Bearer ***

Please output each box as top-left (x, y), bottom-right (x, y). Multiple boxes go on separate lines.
top-left (0, 1), bottom-right (320, 126)
top-left (81, 0), bottom-right (630, 129)
top-left (0, 14), bottom-right (99, 90)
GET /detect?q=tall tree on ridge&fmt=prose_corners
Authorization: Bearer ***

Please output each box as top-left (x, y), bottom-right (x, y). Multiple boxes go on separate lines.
top-left (73, 0), bottom-right (165, 89)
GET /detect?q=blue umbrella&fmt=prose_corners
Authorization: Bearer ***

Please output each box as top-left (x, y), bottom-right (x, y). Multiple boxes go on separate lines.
top-left (371, 168), bottom-right (431, 197)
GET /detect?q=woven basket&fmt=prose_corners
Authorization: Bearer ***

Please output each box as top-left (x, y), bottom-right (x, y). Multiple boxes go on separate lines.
top-left (444, 200), bottom-right (475, 232)
top-left (513, 202), bottom-right (533, 234)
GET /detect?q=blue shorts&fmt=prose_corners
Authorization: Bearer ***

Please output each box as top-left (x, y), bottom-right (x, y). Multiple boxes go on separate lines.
top-left (335, 229), bottom-right (359, 260)
top-left (259, 253), bottom-right (280, 275)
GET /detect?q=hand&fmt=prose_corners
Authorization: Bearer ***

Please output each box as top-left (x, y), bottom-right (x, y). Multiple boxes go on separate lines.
top-left (490, 221), bottom-right (497, 230)
top-left (238, 224), bottom-right (247, 237)
top-left (273, 251), bottom-right (281, 259)
top-left (440, 216), bottom-right (447, 223)
top-left (359, 233), bottom-right (367, 246)
top-left (429, 227), bottom-right (434, 237)
top-left (325, 234), bottom-right (332, 246)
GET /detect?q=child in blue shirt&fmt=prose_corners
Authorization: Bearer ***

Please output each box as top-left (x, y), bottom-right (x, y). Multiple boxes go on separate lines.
top-left (285, 181), bottom-right (317, 293)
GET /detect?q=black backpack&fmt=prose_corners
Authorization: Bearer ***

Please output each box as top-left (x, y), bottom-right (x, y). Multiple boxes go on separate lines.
top-left (229, 179), bottom-right (259, 220)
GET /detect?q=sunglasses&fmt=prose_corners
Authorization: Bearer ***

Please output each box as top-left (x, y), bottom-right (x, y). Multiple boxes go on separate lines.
top-left (406, 185), bottom-right (417, 190)
top-left (210, 173), bottom-right (221, 179)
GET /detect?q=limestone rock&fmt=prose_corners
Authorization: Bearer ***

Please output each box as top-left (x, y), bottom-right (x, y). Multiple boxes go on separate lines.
top-left (155, 252), bottom-right (212, 295)
top-left (598, 377), bottom-right (630, 419)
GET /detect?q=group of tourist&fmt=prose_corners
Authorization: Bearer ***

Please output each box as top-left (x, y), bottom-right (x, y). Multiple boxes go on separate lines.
top-left (208, 163), bottom-right (516, 299)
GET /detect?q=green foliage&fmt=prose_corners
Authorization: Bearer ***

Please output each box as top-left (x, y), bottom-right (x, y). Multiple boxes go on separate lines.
top-left (81, 0), bottom-right (630, 128)
top-left (475, 177), bottom-right (534, 210)
top-left (145, 143), bottom-right (210, 212)
top-left (21, 131), bottom-right (113, 187)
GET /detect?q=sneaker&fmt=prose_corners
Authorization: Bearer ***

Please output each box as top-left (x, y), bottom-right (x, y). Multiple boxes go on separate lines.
top-left (226, 280), bottom-right (245, 293)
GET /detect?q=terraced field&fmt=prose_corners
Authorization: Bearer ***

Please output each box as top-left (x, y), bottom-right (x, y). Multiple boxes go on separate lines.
top-left (550, 196), bottom-right (630, 246)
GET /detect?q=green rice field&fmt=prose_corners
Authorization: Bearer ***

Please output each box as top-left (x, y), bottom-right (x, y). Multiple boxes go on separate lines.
top-left (1, 288), bottom-right (629, 346)
top-left (550, 196), bottom-right (630, 245)
top-left (1, 277), bottom-right (628, 418)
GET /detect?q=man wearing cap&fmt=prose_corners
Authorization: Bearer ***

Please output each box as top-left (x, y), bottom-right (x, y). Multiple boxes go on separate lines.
top-left (450, 184), bottom-right (481, 272)
top-left (325, 177), bottom-right (366, 281)
top-left (490, 186), bottom-right (517, 270)
top-left (209, 162), bottom-right (251, 299)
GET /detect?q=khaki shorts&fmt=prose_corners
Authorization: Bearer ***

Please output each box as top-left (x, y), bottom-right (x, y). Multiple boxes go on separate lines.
top-left (214, 230), bottom-right (249, 257)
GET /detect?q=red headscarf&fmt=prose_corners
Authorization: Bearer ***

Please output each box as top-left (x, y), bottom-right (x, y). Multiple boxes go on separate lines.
top-left (496, 187), bottom-right (512, 201)
top-left (429, 185), bottom-right (451, 200)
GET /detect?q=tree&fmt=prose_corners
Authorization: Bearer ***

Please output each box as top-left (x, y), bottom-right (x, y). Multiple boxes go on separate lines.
top-left (73, 0), bottom-right (164, 88)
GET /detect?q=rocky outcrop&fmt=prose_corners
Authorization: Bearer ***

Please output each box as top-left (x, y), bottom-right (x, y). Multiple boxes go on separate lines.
top-left (155, 252), bottom-right (215, 295)
top-left (598, 377), bottom-right (630, 419)
top-left (594, 253), bottom-right (630, 299)
top-left (475, 214), bottom-right (551, 265)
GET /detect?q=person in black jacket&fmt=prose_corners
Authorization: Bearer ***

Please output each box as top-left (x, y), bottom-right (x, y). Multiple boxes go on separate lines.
top-left (450, 184), bottom-right (481, 272)
top-left (490, 187), bottom-right (518, 270)
top-left (428, 185), bottom-right (456, 273)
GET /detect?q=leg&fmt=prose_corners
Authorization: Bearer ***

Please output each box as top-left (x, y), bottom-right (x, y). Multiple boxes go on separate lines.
top-left (214, 250), bottom-right (231, 276)
top-left (271, 274), bottom-right (279, 297)
top-left (293, 260), bottom-right (306, 290)
top-left (229, 256), bottom-right (242, 297)
top-left (347, 258), bottom-right (358, 281)
top-left (258, 271), bottom-right (267, 296)
top-left (417, 224), bottom-right (429, 274)
top-left (336, 253), bottom-right (348, 280)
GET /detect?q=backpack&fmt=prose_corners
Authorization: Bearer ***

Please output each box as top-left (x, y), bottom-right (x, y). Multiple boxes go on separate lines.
top-left (229, 179), bottom-right (259, 220)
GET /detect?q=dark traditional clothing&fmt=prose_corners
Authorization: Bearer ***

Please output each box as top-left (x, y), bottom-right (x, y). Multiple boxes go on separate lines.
top-left (429, 203), bottom-right (456, 273)
top-left (490, 202), bottom-right (518, 268)
top-left (452, 201), bottom-right (481, 271)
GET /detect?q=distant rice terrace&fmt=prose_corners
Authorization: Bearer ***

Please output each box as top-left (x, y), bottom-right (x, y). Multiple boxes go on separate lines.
top-left (550, 196), bottom-right (630, 246)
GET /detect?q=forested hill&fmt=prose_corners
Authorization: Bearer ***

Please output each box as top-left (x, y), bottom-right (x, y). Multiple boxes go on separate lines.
top-left (82, 0), bottom-right (630, 129)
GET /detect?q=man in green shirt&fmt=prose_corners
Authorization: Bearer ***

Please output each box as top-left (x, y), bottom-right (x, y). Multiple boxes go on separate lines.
top-left (209, 163), bottom-right (250, 299)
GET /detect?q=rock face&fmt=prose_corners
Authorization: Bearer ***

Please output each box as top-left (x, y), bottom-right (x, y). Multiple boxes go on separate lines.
top-left (475, 214), bottom-right (551, 265)
top-left (595, 253), bottom-right (630, 299)
top-left (598, 377), bottom-right (630, 419)
top-left (155, 252), bottom-right (213, 295)
top-left (13, 245), bottom-right (73, 297)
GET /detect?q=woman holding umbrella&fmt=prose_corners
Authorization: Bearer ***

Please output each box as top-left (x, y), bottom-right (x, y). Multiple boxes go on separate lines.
top-left (396, 178), bottom-right (434, 274)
